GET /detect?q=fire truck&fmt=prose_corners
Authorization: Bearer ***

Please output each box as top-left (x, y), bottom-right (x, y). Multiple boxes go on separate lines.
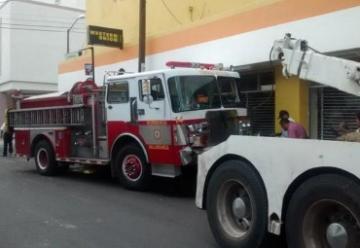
top-left (9, 62), bottom-right (247, 190)
top-left (196, 34), bottom-right (360, 248)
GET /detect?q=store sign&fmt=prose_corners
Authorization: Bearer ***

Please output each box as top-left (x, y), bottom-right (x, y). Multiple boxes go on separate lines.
top-left (88, 25), bottom-right (123, 49)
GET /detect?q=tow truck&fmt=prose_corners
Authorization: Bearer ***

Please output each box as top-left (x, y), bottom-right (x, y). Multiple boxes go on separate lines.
top-left (196, 34), bottom-right (360, 248)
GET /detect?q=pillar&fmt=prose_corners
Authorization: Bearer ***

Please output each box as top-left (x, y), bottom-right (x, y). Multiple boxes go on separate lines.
top-left (275, 66), bottom-right (309, 133)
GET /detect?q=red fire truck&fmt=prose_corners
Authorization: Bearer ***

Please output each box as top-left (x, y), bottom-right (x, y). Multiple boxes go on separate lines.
top-left (9, 62), bottom-right (248, 190)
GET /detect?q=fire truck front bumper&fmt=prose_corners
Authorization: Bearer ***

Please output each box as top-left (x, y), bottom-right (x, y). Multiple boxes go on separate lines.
top-left (180, 146), bottom-right (208, 166)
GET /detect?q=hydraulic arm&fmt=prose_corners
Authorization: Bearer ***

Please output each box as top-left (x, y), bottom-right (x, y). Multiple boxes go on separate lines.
top-left (271, 34), bottom-right (360, 96)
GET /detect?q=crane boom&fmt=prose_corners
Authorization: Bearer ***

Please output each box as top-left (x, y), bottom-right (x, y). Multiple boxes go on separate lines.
top-left (271, 34), bottom-right (360, 96)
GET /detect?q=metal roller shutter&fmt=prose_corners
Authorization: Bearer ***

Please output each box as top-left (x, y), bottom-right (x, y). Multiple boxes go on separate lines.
top-left (319, 87), bottom-right (360, 140)
top-left (242, 91), bottom-right (275, 136)
top-left (238, 71), bottom-right (275, 137)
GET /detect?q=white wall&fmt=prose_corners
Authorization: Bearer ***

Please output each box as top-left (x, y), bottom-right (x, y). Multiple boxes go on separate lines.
top-left (0, 0), bottom-right (86, 93)
top-left (14, 0), bottom-right (85, 10)
top-left (58, 6), bottom-right (360, 92)
top-left (0, 4), bottom-right (12, 84)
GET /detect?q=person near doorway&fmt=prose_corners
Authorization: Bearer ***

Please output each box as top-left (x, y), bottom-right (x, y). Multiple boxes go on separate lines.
top-left (278, 110), bottom-right (295, 122)
top-left (1, 109), bottom-right (13, 157)
top-left (278, 110), bottom-right (295, 137)
top-left (338, 112), bottom-right (360, 142)
top-left (280, 118), bottom-right (307, 139)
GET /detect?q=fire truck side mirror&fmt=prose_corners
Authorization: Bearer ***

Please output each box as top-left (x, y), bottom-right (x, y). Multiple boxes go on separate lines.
top-left (141, 79), bottom-right (153, 105)
top-left (141, 79), bottom-right (151, 95)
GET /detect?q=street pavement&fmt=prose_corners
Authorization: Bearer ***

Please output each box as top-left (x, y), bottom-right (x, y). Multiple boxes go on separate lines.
top-left (0, 156), bottom-right (281, 248)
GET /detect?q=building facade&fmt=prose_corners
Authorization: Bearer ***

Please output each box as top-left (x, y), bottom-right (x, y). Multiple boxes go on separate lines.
top-left (59, 0), bottom-right (360, 138)
top-left (0, 0), bottom-right (86, 125)
top-left (37, 0), bottom-right (85, 9)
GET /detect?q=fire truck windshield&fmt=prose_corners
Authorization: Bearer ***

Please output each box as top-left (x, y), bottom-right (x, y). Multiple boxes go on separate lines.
top-left (168, 75), bottom-right (241, 113)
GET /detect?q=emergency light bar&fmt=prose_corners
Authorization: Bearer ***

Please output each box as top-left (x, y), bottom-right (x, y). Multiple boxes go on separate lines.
top-left (166, 61), bottom-right (223, 70)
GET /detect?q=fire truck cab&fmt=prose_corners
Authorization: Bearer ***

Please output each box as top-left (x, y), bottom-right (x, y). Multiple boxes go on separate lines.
top-left (9, 63), bottom-right (247, 190)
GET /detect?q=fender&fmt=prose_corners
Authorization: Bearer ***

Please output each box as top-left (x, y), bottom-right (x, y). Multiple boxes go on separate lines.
top-left (110, 132), bottom-right (149, 162)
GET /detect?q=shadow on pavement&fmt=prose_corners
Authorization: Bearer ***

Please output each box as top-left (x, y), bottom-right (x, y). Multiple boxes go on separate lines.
top-left (16, 162), bottom-right (197, 198)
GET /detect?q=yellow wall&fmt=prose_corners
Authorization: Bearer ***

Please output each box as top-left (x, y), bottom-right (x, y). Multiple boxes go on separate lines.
top-left (275, 67), bottom-right (309, 133)
top-left (61, 0), bottom-right (359, 73)
top-left (85, 0), bottom-right (280, 54)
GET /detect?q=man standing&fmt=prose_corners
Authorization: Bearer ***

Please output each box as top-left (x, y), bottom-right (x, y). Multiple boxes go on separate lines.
top-left (278, 110), bottom-right (295, 137)
top-left (338, 112), bottom-right (360, 142)
top-left (1, 110), bottom-right (13, 157)
top-left (280, 118), bottom-right (307, 139)
top-left (278, 110), bottom-right (295, 122)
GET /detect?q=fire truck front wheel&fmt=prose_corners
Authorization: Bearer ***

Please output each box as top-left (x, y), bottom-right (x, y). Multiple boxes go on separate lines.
top-left (34, 140), bottom-right (57, 176)
top-left (286, 174), bottom-right (360, 248)
top-left (206, 160), bottom-right (267, 248)
top-left (115, 144), bottom-right (150, 190)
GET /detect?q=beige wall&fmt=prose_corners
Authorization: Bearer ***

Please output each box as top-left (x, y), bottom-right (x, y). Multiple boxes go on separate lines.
top-left (85, 0), bottom-right (280, 53)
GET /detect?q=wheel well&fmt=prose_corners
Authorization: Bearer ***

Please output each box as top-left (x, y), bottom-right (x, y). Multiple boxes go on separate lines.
top-left (281, 167), bottom-right (360, 222)
top-left (31, 134), bottom-right (52, 157)
top-left (110, 135), bottom-right (148, 176)
top-left (202, 154), bottom-right (267, 210)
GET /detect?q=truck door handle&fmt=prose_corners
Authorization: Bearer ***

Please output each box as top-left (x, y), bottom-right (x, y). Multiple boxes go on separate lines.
top-left (108, 105), bottom-right (113, 109)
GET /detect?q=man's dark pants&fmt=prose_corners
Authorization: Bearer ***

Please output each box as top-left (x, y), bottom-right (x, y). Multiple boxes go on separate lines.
top-left (3, 132), bottom-right (13, 157)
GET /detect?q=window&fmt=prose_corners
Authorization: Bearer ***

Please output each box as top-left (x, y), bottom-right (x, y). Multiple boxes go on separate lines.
top-left (217, 77), bottom-right (241, 108)
top-left (139, 78), bottom-right (165, 101)
top-left (168, 76), bottom-right (241, 113)
top-left (107, 82), bottom-right (129, 103)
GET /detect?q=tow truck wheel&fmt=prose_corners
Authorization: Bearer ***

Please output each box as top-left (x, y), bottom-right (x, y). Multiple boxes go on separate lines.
top-left (115, 144), bottom-right (150, 190)
top-left (34, 140), bottom-right (57, 176)
top-left (206, 160), bottom-right (267, 248)
top-left (286, 174), bottom-right (360, 248)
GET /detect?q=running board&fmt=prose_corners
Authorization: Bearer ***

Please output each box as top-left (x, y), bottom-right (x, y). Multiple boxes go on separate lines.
top-left (57, 157), bottom-right (109, 165)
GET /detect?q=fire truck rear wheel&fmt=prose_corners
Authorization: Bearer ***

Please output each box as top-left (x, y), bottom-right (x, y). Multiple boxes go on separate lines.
top-left (115, 144), bottom-right (150, 190)
top-left (286, 174), bottom-right (360, 248)
top-left (206, 160), bottom-right (267, 248)
top-left (34, 140), bottom-right (57, 176)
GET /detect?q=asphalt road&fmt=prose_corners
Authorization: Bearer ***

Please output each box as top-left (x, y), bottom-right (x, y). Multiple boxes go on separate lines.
top-left (0, 156), bottom-right (281, 248)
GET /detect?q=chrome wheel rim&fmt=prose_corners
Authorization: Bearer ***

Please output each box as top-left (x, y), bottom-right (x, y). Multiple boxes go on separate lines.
top-left (37, 148), bottom-right (49, 170)
top-left (303, 199), bottom-right (360, 248)
top-left (122, 154), bottom-right (142, 182)
top-left (216, 179), bottom-right (254, 239)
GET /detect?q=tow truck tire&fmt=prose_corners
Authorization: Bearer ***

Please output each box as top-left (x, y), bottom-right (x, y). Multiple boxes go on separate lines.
top-left (286, 174), bottom-right (360, 248)
top-left (34, 140), bottom-right (57, 176)
top-left (206, 160), bottom-right (267, 248)
top-left (115, 144), bottom-right (150, 190)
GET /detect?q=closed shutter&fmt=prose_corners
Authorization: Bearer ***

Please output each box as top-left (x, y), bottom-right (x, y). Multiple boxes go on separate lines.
top-left (319, 87), bottom-right (360, 140)
top-left (242, 91), bottom-right (275, 136)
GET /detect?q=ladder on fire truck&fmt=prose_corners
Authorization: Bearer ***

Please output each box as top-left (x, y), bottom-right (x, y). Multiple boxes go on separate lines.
top-left (8, 105), bottom-right (91, 128)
